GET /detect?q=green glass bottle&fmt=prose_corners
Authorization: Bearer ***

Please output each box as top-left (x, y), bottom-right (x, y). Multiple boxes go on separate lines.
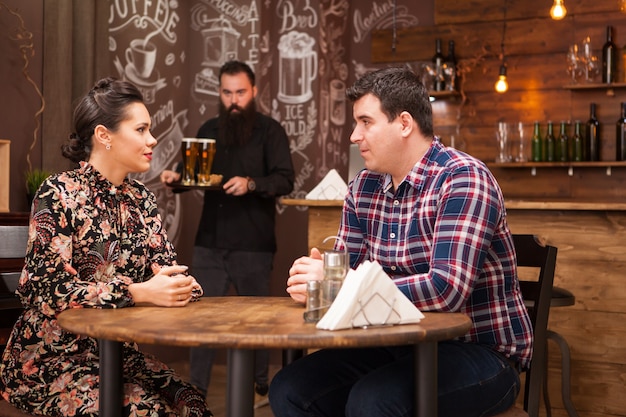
top-left (617, 102), bottom-right (626, 161)
top-left (557, 121), bottom-right (569, 162)
top-left (531, 121), bottom-right (543, 162)
top-left (586, 103), bottom-right (600, 161)
top-left (544, 121), bottom-right (556, 162)
top-left (572, 121), bottom-right (584, 162)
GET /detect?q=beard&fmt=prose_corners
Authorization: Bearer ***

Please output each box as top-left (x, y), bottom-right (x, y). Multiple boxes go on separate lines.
top-left (217, 99), bottom-right (257, 147)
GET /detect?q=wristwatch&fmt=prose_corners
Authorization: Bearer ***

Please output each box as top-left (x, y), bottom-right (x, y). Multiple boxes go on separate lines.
top-left (246, 177), bottom-right (256, 192)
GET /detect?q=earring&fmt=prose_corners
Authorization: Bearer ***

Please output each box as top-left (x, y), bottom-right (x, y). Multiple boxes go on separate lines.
top-left (106, 143), bottom-right (111, 150)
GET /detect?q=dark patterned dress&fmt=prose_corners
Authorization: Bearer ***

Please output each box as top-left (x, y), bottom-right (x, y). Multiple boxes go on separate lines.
top-left (0, 163), bottom-right (211, 417)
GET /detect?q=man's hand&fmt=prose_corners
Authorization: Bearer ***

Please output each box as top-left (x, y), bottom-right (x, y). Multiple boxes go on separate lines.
top-left (223, 176), bottom-right (250, 196)
top-left (160, 170), bottom-right (181, 184)
top-left (286, 247), bottom-right (323, 304)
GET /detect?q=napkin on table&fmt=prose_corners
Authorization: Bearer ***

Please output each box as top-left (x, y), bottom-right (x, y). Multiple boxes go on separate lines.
top-left (306, 169), bottom-right (348, 200)
top-left (316, 260), bottom-right (425, 330)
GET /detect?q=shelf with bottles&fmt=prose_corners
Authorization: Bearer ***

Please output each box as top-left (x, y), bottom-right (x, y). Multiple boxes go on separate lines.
top-left (488, 161), bottom-right (626, 176)
top-left (429, 90), bottom-right (461, 100)
top-left (562, 82), bottom-right (626, 97)
top-left (563, 25), bottom-right (623, 95)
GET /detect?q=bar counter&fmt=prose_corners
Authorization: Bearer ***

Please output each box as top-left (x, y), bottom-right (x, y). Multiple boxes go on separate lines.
top-left (280, 198), bottom-right (343, 250)
top-left (497, 200), bottom-right (625, 413)
top-left (504, 200), bottom-right (626, 211)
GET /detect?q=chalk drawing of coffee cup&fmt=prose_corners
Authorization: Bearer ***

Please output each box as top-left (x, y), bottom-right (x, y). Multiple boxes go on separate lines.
top-left (277, 31), bottom-right (317, 104)
top-left (126, 39), bottom-right (157, 79)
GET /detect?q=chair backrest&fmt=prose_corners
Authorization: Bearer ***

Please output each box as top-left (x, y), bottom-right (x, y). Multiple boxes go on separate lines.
top-left (0, 215), bottom-right (30, 299)
top-left (512, 234), bottom-right (557, 417)
top-left (0, 213), bottom-right (30, 349)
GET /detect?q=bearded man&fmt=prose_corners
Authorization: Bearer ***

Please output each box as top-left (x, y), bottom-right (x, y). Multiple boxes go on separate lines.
top-left (160, 60), bottom-right (295, 399)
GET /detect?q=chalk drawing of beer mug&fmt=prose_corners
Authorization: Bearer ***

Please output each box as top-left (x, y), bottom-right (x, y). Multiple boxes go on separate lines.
top-left (277, 31), bottom-right (318, 104)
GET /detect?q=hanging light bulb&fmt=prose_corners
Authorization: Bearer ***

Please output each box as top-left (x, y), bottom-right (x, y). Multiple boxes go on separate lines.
top-left (550, 0), bottom-right (567, 20)
top-left (495, 65), bottom-right (509, 93)
top-left (495, 0), bottom-right (509, 93)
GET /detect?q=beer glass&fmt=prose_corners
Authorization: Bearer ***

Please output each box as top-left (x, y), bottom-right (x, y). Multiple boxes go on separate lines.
top-left (197, 139), bottom-right (216, 185)
top-left (495, 122), bottom-right (512, 163)
top-left (180, 138), bottom-right (199, 185)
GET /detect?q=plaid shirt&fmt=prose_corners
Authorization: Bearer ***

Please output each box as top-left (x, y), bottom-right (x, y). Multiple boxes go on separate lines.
top-left (338, 139), bottom-right (533, 368)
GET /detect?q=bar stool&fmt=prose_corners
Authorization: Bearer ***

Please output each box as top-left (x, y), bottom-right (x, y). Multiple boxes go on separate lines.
top-left (543, 286), bottom-right (579, 417)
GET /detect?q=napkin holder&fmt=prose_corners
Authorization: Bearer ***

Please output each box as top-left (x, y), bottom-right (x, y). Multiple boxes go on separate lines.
top-left (316, 260), bottom-right (424, 330)
top-left (350, 292), bottom-right (402, 328)
top-left (305, 168), bottom-right (347, 200)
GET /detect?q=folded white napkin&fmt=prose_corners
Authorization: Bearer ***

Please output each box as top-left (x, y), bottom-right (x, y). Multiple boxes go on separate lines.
top-left (306, 169), bottom-right (348, 200)
top-left (316, 260), bottom-right (425, 330)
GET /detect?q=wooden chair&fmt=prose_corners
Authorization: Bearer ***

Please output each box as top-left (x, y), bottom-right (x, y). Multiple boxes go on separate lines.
top-left (493, 234), bottom-right (558, 417)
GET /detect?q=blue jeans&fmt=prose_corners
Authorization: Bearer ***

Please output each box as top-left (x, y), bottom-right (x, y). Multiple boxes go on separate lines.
top-left (269, 341), bottom-right (520, 417)
top-left (189, 247), bottom-right (273, 395)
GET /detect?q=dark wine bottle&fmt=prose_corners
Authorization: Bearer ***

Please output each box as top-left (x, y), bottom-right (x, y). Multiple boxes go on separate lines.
top-left (572, 121), bottom-right (584, 162)
top-left (617, 102), bottom-right (626, 161)
top-left (602, 25), bottom-right (618, 84)
top-left (557, 121), bottom-right (569, 162)
top-left (586, 103), bottom-right (600, 161)
top-left (544, 121), bottom-right (556, 162)
top-left (444, 40), bottom-right (457, 91)
top-left (531, 121), bottom-right (543, 162)
top-left (432, 39), bottom-right (445, 91)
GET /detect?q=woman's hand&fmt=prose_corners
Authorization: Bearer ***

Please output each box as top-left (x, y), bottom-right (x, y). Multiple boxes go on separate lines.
top-left (129, 265), bottom-right (198, 307)
top-left (286, 247), bottom-right (323, 304)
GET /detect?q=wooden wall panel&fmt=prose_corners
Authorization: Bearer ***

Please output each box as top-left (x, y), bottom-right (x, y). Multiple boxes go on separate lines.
top-left (372, 4), bottom-right (626, 203)
top-left (434, 0), bottom-right (620, 24)
top-left (507, 208), bottom-right (626, 417)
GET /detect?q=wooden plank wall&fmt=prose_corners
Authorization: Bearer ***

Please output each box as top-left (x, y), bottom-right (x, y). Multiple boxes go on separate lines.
top-left (371, 0), bottom-right (626, 202)
top-left (507, 209), bottom-right (626, 417)
top-left (372, 2), bottom-right (626, 417)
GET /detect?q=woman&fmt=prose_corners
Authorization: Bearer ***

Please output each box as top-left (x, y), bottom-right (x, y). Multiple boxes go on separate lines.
top-left (0, 78), bottom-right (212, 417)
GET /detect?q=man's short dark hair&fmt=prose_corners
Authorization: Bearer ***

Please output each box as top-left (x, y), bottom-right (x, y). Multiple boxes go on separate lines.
top-left (346, 66), bottom-right (433, 138)
top-left (219, 60), bottom-right (256, 87)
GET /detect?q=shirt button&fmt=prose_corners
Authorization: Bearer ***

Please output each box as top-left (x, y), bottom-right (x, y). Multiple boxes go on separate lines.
top-left (390, 233), bottom-right (396, 238)
top-left (394, 200), bottom-right (400, 206)
top-left (391, 266), bottom-right (397, 271)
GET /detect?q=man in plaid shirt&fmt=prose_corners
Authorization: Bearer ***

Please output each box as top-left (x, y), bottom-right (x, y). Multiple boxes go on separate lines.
top-left (271, 67), bottom-right (532, 417)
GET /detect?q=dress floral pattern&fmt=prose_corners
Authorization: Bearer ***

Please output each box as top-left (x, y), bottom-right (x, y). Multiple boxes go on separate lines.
top-left (0, 163), bottom-right (211, 417)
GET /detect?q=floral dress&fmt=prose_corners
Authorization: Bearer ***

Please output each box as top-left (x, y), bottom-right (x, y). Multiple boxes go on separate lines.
top-left (0, 163), bottom-right (212, 417)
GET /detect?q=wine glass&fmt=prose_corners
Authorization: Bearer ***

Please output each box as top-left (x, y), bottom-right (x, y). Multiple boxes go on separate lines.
top-left (566, 44), bottom-right (582, 84)
top-left (580, 36), bottom-right (600, 82)
top-left (586, 55), bottom-right (600, 82)
top-left (512, 122), bottom-right (528, 162)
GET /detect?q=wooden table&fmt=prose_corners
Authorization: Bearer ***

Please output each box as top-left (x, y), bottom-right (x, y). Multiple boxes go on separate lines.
top-left (57, 296), bottom-right (471, 417)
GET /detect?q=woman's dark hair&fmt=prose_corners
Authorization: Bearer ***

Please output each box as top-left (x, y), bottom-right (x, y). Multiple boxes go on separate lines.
top-left (61, 77), bottom-right (144, 163)
top-left (219, 60), bottom-right (256, 87)
top-left (346, 66), bottom-right (434, 138)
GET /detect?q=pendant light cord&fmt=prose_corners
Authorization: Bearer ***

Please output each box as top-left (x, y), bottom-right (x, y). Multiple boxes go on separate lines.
top-left (500, 0), bottom-right (507, 65)
top-left (391, 0), bottom-right (397, 53)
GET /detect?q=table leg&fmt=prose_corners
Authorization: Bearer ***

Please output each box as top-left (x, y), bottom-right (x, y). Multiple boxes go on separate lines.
top-left (282, 348), bottom-right (304, 366)
top-left (415, 342), bottom-right (437, 417)
top-left (99, 339), bottom-right (123, 417)
top-left (226, 349), bottom-right (255, 417)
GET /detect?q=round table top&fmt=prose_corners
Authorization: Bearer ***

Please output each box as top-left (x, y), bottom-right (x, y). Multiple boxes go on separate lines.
top-left (57, 296), bottom-right (472, 350)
